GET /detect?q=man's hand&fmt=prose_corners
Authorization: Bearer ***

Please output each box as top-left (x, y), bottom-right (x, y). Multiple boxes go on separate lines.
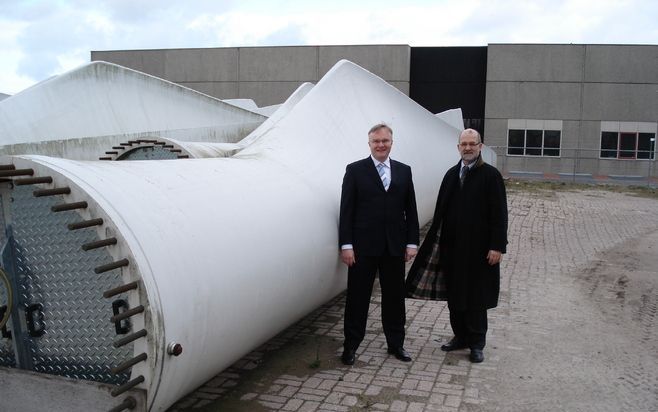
top-left (405, 247), bottom-right (418, 262)
top-left (341, 249), bottom-right (356, 266)
top-left (487, 250), bottom-right (502, 265)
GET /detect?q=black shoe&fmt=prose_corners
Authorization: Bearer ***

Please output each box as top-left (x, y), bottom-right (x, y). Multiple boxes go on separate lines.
top-left (341, 348), bottom-right (356, 365)
top-left (440, 338), bottom-right (468, 352)
top-left (387, 347), bottom-right (412, 362)
top-left (469, 348), bottom-right (484, 363)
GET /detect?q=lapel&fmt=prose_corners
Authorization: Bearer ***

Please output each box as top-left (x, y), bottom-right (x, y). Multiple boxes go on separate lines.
top-left (443, 161), bottom-right (461, 200)
top-left (388, 160), bottom-right (398, 192)
top-left (453, 160), bottom-right (462, 185)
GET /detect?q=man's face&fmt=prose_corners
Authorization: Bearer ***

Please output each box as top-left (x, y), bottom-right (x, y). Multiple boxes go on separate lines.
top-left (458, 132), bottom-right (482, 164)
top-left (368, 128), bottom-right (393, 162)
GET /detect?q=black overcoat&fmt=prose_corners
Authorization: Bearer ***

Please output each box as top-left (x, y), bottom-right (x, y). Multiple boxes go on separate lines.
top-left (407, 157), bottom-right (507, 310)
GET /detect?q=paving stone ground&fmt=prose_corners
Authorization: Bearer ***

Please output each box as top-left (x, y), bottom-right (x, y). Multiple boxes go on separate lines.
top-left (170, 187), bottom-right (658, 412)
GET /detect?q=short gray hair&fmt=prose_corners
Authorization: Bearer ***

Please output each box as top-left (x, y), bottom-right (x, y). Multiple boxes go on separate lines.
top-left (368, 123), bottom-right (393, 137)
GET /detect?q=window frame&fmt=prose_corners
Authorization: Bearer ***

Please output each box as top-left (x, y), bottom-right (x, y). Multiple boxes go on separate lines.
top-left (506, 128), bottom-right (561, 157)
top-left (599, 131), bottom-right (656, 160)
top-left (638, 133), bottom-right (656, 160)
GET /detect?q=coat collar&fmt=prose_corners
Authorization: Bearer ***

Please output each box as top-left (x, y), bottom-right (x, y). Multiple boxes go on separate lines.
top-left (370, 155), bottom-right (391, 168)
top-left (456, 154), bottom-right (485, 171)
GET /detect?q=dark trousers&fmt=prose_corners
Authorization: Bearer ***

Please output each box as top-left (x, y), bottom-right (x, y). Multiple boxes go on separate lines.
top-left (449, 308), bottom-right (488, 350)
top-left (343, 254), bottom-right (406, 351)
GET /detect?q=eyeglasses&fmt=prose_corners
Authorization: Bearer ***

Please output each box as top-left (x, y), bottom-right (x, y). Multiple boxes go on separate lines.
top-left (459, 142), bottom-right (481, 148)
top-left (369, 139), bottom-right (392, 145)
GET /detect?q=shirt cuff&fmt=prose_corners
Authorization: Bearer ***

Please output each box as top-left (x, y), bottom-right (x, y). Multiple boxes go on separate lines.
top-left (406, 244), bottom-right (418, 249)
top-left (341, 244), bottom-right (353, 250)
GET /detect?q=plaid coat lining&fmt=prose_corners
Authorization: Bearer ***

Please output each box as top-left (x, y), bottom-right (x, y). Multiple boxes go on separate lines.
top-left (405, 233), bottom-right (447, 301)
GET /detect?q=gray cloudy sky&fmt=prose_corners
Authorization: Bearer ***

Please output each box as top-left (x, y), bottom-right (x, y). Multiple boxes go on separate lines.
top-left (1, 0), bottom-right (656, 94)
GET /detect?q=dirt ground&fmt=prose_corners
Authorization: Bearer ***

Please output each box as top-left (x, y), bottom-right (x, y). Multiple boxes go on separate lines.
top-left (484, 229), bottom-right (658, 411)
top-left (174, 182), bottom-right (658, 412)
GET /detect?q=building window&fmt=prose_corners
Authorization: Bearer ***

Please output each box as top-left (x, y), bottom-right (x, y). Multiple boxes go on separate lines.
top-left (638, 133), bottom-right (656, 159)
top-left (600, 131), bottom-right (618, 158)
top-left (543, 130), bottom-right (561, 157)
top-left (507, 129), bottom-right (561, 157)
top-left (599, 131), bottom-right (656, 160)
top-left (507, 130), bottom-right (524, 155)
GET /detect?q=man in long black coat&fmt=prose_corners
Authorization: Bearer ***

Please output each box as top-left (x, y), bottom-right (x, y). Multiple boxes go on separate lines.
top-left (407, 128), bottom-right (507, 363)
top-left (338, 123), bottom-right (420, 365)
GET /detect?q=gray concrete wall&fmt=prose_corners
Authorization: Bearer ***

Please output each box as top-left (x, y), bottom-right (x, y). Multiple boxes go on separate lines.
top-left (485, 43), bottom-right (658, 177)
top-left (584, 45), bottom-right (658, 84)
top-left (485, 81), bottom-right (582, 120)
top-left (92, 45), bottom-right (411, 106)
top-left (487, 44), bottom-right (585, 82)
top-left (318, 45), bottom-right (411, 80)
top-left (582, 83), bottom-right (657, 120)
top-left (165, 48), bottom-right (239, 82)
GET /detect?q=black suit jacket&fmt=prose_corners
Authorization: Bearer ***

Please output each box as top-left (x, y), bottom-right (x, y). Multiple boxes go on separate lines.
top-left (339, 157), bottom-right (420, 257)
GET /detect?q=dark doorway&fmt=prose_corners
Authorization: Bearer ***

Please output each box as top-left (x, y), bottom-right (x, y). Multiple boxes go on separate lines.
top-left (410, 47), bottom-right (488, 140)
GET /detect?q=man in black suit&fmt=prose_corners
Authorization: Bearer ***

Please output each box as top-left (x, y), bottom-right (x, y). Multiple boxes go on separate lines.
top-left (407, 128), bottom-right (507, 363)
top-left (338, 123), bottom-right (420, 365)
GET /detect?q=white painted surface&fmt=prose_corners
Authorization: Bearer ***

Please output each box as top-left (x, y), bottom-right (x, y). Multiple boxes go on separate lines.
top-left (253, 103), bottom-right (281, 116)
top-left (3, 60), bottom-right (462, 411)
top-left (435, 108), bottom-right (464, 132)
top-left (150, 83), bottom-right (315, 159)
top-left (163, 138), bottom-right (241, 158)
top-left (0, 122), bottom-right (262, 160)
top-left (481, 144), bottom-right (498, 166)
top-left (234, 82), bottom-right (314, 150)
top-left (223, 98), bottom-right (259, 111)
top-left (0, 61), bottom-right (266, 146)
top-left (222, 98), bottom-right (283, 116)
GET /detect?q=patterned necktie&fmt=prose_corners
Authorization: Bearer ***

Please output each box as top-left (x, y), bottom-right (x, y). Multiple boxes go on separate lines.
top-left (460, 165), bottom-right (469, 187)
top-left (377, 163), bottom-right (389, 190)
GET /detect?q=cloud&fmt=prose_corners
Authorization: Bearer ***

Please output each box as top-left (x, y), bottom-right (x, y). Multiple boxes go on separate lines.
top-left (261, 24), bottom-right (307, 47)
top-left (0, 1), bottom-right (241, 92)
top-left (0, 0), bottom-right (656, 94)
top-left (465, 0), bottom-right (655, 44)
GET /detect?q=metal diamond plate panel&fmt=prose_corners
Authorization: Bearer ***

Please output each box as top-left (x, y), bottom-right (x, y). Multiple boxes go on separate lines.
top-left (0, 193), bottom-right (16, 368)
top-left (118, 146), bottom-right (178, 160)
top-left (0, 194), bottom-right (6, 247)
top-left (9, 185), bottom-right (133, 384)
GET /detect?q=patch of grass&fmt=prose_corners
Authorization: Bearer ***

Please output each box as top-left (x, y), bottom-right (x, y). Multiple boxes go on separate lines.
top-left (505, 178), bottom-right (658, 199)
top-left (308, 337), bottom-right (322, 369)
top-left (351, 394), bottom-right (376, 410)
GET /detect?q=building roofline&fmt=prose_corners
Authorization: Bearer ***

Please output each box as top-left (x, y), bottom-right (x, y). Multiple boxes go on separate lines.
top-left (91, 44), bottom-right (412, 53)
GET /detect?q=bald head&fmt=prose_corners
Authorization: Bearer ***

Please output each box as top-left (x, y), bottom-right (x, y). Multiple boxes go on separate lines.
top-left (459, 128), bottom-right (481, 144)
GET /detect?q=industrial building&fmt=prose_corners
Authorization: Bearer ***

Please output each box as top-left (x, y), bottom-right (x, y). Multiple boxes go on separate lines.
top-left (92, 43), bottom-right (658, 180)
